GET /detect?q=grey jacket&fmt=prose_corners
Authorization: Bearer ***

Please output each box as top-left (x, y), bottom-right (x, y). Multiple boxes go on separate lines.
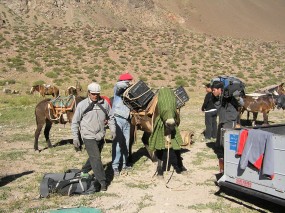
top-left (214, 95), bottom-right (244, 124)
top-left (71, 97), bottom-right (115, 141)
top-left (240, 129), bottom-right (274, 177)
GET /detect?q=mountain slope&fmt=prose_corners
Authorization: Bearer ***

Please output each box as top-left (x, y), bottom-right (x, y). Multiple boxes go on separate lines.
top-left (1, 0), bottom-right (285, 41)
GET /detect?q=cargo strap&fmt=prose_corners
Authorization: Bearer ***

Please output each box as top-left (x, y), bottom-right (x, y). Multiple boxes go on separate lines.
top-left (174, 93), bottom-right (185, 107)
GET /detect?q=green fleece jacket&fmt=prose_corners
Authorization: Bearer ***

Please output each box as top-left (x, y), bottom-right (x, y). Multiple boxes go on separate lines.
top-left (149, 88), bottom-right (183, 151)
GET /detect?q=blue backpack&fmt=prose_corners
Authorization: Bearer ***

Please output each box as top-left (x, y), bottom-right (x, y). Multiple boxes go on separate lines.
top-left (211, 76), bottom-right (245, 98)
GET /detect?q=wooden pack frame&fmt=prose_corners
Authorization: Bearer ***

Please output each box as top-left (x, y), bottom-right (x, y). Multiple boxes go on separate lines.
top-left (48, 96), bottom-right (76, 120)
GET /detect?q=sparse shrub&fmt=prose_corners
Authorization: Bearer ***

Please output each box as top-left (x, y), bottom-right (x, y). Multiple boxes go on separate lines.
top-left (190, 78), bottom-right (197, 86)
top-left (104, 58), bottom-right (116, 65)
top-left (45, 71), bottom-right (58, 78)
top-left (175, 79), bottom-right (188, 87)
top-left (33, 80), bottom-right (45, 86)
top-left (53, 78), bottom-right (64, 86)
top-left (169, 62), bottom-right (178, 69)
top-left (139, 76), bottom-right (148, 82)
top-left (236, 71), bottom-right (244, 79)
top-left (0, 79), bottom-right (16, 86)
top-left (156, 74), bottom-right (165, 80)
top-left (82, 66), bottom-right (93, 74)
top-left (33, 66), bottom-right (44, 73)
top-left (140, 60), bottom-right (146, 66)
top-left (0, 67), bottom-right (8, 73)
top-left (101, 82), bottom-right (113, 91)
top-left (6, 56), bottom-right (25, 70)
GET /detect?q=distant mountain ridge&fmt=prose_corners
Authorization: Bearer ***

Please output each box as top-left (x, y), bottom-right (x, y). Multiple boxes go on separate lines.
top-left (1, 0), bottom-right (285, 42)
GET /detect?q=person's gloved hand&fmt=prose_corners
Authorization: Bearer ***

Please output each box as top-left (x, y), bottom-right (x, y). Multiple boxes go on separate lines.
top-left (110, 131), bottom-right (116, 140)
top-left (73, 138), bottom-right (80, 148)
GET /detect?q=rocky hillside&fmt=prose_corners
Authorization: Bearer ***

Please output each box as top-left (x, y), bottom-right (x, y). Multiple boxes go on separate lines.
top-left (0, 0), bottom-right (285, 97)
top-left (0, 0), bottom-right (182, 31)
top-left (1, 0), bottom-right (285, 41)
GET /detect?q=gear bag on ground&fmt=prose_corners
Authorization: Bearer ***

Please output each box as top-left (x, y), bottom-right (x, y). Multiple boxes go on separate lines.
top-left (39, 169), bottom-right (98, 198)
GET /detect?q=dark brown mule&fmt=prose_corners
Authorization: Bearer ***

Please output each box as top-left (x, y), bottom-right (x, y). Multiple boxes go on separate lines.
top-left (34, 96), bottom-right (84, 151)
top-left (129, 95), bottom-right (160, 161)
top-left (30, 84), bottom-right (60, 97)
top-left (65, 86), bottom-right (77, 96)
top-left (65, 81), bottom-right (83, 96)
top-left (239, 87), bottom-right (285, 126)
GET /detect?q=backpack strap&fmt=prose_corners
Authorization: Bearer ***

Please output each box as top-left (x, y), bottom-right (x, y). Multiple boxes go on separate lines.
top-left (96, 102), bottom-right (109, 120)
top-left (82, 101), bottom-right (95, 117)
top-left (65, 169), bottom-right (81, 174)
top-left (80, 98), bottom-right (109, 121)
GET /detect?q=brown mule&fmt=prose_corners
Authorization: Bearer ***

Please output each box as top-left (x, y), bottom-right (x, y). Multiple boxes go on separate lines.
top-left (34, 96), bottom-right (84, 151)
top-left (31, 84), bottom-right (59, 97)
top-left (238, 83), bottom-right (285, 126)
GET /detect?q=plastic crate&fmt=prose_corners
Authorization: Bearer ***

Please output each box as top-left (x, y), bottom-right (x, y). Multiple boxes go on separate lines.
top-left (123, 80), bottom-right (154, 110)
top-left (174, 86), bottom-right (189, 108)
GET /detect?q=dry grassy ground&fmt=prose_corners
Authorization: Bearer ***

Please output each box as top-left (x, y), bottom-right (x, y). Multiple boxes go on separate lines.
top-left (1, 89), bottom-right (285, 213)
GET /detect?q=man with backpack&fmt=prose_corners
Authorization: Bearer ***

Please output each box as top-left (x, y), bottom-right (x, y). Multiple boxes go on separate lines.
top-left (71, 82), bottom-right (116, 191)
top-left (211, 81), bottom-right (244, 150)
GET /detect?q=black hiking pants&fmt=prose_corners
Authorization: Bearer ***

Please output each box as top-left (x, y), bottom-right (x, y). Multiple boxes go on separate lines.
top-left (205, 110), bottom-right (217, 139)
top-left (81, 138), bottom-right (106, 186)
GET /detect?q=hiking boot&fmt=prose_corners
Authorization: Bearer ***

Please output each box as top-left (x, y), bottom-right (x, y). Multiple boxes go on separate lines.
top-left (175, 166), bottom-right (188, 174)
top-left (80, 172), bottom-right (89, 179)
top-left (122, 166), bottom-right (132, 171)
top-left (113, 168), bottom-right (120, 176)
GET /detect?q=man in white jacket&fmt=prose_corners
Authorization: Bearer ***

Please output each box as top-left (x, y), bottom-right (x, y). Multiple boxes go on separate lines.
top-left (71, 82), bottom-right (116, 191)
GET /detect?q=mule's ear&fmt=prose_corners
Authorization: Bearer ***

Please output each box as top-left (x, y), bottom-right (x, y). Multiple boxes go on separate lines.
top-left (280, 83), bottom-right (284, 87)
